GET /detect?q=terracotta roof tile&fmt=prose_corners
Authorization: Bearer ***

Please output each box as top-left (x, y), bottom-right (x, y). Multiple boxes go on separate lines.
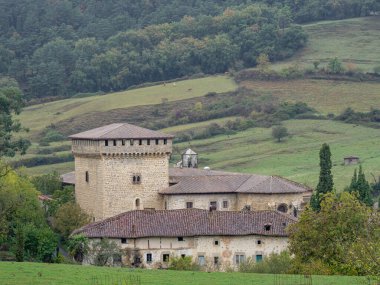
top-left (73, 209), bottom-right (296, 238)
top-left (69, 123), bottom-right (174, 140)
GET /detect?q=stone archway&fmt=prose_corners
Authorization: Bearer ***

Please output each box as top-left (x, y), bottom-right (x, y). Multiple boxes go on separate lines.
top-left (277, 203), bottom-right (288, 213)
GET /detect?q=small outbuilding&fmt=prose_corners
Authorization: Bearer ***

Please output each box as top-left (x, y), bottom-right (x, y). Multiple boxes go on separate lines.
top-left (344, 156), bottom-right (360, 166)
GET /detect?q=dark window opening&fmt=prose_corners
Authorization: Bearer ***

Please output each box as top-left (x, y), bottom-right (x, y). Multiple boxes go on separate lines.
top-left (277, 203), bottom-right (288, 213)
top-left (177, 237), bottom-right (184, 241)
top-left (155, 139), bottom-right (159, 145)
top-left (257, 240), bottom-right (262, 245)
top-left (210, 201), bottom-right (217, 211)
top-left (105, 140), bottom-right (109, 146)
top-left (214, 256), bottom-right (219, 265)
top-left (147, 139), bottom-right (150, 145)
top-left (121, 238), bottom-right (127, 244)
top-left (113, 140), bottom-right (117, 146)
top-left (85, 171), bottom-right (89, 182)
top-left (163, 254), bottom-right (170, 263)
top-left (135, 199), bottom-right (140, 208)
top-left (223, 201), bottom-right (228, 208)
top-left (186, 202), bottom-right (193, 209)
top-left (181, 254), bottom-right (186, 258)
top-left (264, 224), bottom-right (271, 231)
top-left (164, 139), bottom-right (167, 145)
top-left (214, 240), bottom-right (219, 246)
top-left (146, 253), bottom-right (152, 263)
top-left (133, 175), bottom-right (141, 184)
top-left (256, 255), bottom-right (263, 262)
top-left (122, 140), bottom-right (125, 146)
top-left (293, 208), bottom-right (298, 218)
top-left (130, 139), bottom-right (134, 146)
top-left (139, 139), bottom-right (142, 145)
top-left (137, 176), bottom-right (140, 183)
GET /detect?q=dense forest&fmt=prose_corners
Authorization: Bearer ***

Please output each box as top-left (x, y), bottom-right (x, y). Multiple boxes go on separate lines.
top-left (0, 0), bottom-right (378, 99)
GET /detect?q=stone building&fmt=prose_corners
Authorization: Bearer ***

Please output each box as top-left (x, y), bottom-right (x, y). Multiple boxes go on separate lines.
top-left (73, 209), bottom-right (296, 270)
top-left (68, 122), bottom-right (312, 268)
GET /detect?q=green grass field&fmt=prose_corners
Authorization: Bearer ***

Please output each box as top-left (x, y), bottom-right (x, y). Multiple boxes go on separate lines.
top-left (240, 79), bottom-right (380, 114)
top-left (173, 120), bottom-right (380, 190)
top-left (18, 75), bottom-right (236, 135)
top-left (273, 16), bottom-right (380, 72)
top-left (0, 262), bottom-right (372, 285)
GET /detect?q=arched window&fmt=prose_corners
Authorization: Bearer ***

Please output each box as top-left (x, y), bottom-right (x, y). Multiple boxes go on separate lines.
top-left (135, 198), bottom-right (141, 210)
top-left (277, 203), bottom-right (288, 213)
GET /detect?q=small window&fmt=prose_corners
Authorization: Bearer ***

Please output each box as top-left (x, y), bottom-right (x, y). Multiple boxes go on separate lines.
top-left (163, 254), bottom-right (170, 263)
top-left (256, 255), bottom-right (263, 262)
top-left (214, 256), bottom-right (219, 265)
top-left (186, 202), bottom-right (193, 209)
top-left (264, 224), bottom-right (271, 231)
top-left (210, 201), bottom-right (217, 210)
top-left (122, 139), bottom-right (125, 146)
top-left (105, 140), bottom-right (109, 146)
top-left (155, 139), bottom-right (159, 145)
top-left (223, 201), bottom-right (228, 208)
top-left (198, 255), bottom-right (205, 266)
top-left (121, 238), bottom-right (127, 244)
top-left (85, 171), bottom-right (89, 182)
top-left (177, 237), bottom-right (184, 241)
top-left (235, 254), bottom-right (245, 265)
top-left (277, 203), bottom-right (288, 213)
top-left (113, 140), bottom-right (117, 146)
top-left (181, 254), bottom-right (186, 258)
top-left (133, 175), bottom-right (141, 184)
top-left (130, 139), bottom-right (134, 146)
top-left (147, 139), bottom-right (150, 145)
top-left (139, 139), bottom-right (142, 145)
top-left (133, 176), bottom-right (136, 183)
top-left (135, 198), bottom-right (140, 208)
top-left (214, 240), bottom-right (219, 246)
top-left (146, 253), bottom-right (152, 263)
top-left (164, 139), bottom-right (167, 145)
top-left (257, 240), bottom-right (262, 245)
top-left (137, 176), bottom-right (140, 183)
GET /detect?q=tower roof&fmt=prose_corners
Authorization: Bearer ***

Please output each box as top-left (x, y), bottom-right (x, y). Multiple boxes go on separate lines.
top-left (69, 123), bottom-right (174, 140)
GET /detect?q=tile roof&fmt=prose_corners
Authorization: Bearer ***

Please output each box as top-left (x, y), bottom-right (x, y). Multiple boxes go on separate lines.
top-left (73, 209), bottom-right (296, 238)
top-left (61, 171), bottom-right (75, 185)
top-left (69, 123), bottom-right (174, 140)
top-left (162, 172), bottom-right (311, 195)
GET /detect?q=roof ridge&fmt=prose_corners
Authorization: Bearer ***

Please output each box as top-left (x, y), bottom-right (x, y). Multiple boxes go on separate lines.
top-left (235, 174), bottom-right (254, 192)
top-left (100, 123), bottom-right (125, 138)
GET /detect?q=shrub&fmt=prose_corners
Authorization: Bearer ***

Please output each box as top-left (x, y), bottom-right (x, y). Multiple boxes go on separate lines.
top-left (169, 256), bottom-right (200, 271)
top-left (41, 129), bottom-right (65, 143)
top-left (272, 125), bottom-right (289, 142)
top-left (239, 251), bottom-right (293, 274)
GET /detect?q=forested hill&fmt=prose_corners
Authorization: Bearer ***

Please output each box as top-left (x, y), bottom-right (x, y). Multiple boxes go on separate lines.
top-left (0, 0), bottom-right (378, 100)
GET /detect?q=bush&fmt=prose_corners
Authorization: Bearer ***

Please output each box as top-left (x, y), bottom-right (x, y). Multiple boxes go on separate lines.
top-left (41, 129), bottom-right (65, 143)
top-left (169, 256), bottom-right (200, 271)
top-left (272, 125), bottom-right (289, 142)
top-left (239, 251), bottom-right (293, 274)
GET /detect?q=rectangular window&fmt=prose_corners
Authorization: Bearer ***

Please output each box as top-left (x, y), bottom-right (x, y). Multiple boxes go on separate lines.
top-left (155, 139), bottom-right (159, 145)
top-left (139, 139), bottom-right (142, 145)
top-left (256, 255), bottom-right (263, 263)
top-left (198, 255), bottom-right (205, 266)
top-left (130, 139), bottom-right (134, 146)
top-left (181, 254), bottom-right (186, 258)
top-left (235, 254), bottom-right (245, 265)
top-left (105, 140), bottom-right (109, 146)
top-left (164, 139), bottom-right (167, 145)
top-left (85, 171), bottom-right (89, 182)
top-left (177, 237), bottom-right (184, 241)
top-left (146, 253), bottom-right (152, 263)
top-left (214, 240), bottom-right (219, 246)
top-left (223, 201), bottom-right (228, 208)
top-left (186, 202), bottom-right (193, 209)
top-left (214, 256), bottom-right (219, 265)
top-left (147, 139), bottom-right (150, 145)
top-left (113, 140), bottom-right (117, 146)
top-left (210, 201), bottom-right (217, 210)
top-left (121, 238), bottom-right (127, 244)
top-left (163, 254), bottom-right (170, 263)
top-left (122, 139), bottom-right (125, 146)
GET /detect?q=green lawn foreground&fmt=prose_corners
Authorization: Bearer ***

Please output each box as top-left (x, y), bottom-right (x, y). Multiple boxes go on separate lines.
top-left (0, 262), bottom-right (372, 285)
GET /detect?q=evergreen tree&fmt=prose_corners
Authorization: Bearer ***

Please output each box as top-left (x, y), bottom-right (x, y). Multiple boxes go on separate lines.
top-left (311, 143), bottom-right (334, 211)
top-left (345, 166), bottom-right (373, 206)
top-left (15, 226), bottom-right (25, 262)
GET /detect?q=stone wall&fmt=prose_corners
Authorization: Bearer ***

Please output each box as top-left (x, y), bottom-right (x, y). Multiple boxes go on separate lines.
top-left (164, 194), bottom-right (238, 211)
top-left (85, 235), bottom-right (288, 270)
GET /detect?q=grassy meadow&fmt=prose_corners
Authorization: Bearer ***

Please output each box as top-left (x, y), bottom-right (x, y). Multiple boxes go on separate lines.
top-left (18, 75), bottom-right (236, 135)
top-left (0, 262), bottom-right (373, 285)
top-left (173, 120), bottom-right (380, 191)
top-left (272, 16), bottom-right (380, 72)
top-left (240, 79), bottom-right (380, 114)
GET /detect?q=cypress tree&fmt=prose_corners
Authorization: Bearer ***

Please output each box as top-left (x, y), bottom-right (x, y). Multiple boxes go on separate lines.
top-left (356, 165), bottom-right (373, 206)
top-left (311, 143), bottom-right (334, 211)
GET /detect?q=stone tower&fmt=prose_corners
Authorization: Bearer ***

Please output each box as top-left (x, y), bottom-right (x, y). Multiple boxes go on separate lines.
top-left (70, 123), bottom-right (173, 221)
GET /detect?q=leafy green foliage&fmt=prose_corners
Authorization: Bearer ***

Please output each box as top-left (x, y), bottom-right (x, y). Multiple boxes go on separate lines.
top-left (311, 143), bottom-right (333, 211)
top-left (15, 226), bottom-right (25, 262)
top-left (271, 126), bottom-right (289, 142)
top-left (327, 57), bottom-right (344, 74)
top-left (31, 171), bottom-right (62, 195)
top-left (0, 80), bottom-right (30, 157)
top-left (89, 238), bottom-right (120, 266)
top-left (289, 192), bottom-right (379, 275)
top-left (239, 251), bottom-right (292, 274)
top-left (67, 235), bottom-right (89, 263)
top-left (169, 256), bottom-right (200, 271)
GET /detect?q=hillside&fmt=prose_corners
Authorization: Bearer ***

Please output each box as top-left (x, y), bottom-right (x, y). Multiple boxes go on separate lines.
top-left (272, 16), bottom-right (380, 72)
